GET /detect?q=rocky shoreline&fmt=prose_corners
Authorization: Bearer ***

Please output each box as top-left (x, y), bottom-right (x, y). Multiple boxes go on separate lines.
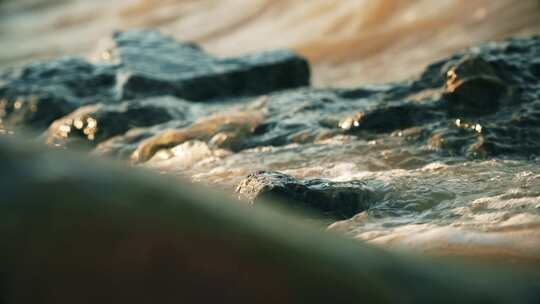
top-left (2, 28), bottom-right (540, 302)
top-left (2, 31), bottom-right (540, 262)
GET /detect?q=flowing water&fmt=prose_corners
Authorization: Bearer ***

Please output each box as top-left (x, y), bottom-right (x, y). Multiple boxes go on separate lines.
top-left (143, 98), bottom-right (540, 263)
top-left (2, 0), bottom-right (540, 263)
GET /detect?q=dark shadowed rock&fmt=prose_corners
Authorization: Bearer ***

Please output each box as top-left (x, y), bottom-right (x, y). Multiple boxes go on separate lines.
top-left (0, 57), bottom-right (116, 129)
top-left (45, 96), bottom-right (191, 149)
top-left (99, 30), bottom-right (310, 101)
top-left (530, 59), bottom-right (540, 78)
top-left (130, 103), bottom-right (265, 163)
top-left (443, 55), bottom-right (508, 116)
top-left (338, 103), bottom-right (441, 134)
top-left (236, 171), bottom-right (376, 219)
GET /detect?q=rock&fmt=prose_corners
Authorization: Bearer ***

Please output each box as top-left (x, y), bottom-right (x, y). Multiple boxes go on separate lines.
top-left (45, 96), bottom-right (191, 149)
top-left (93, 122), bottom-right (181, 159)
top-left (443, 55), bottom-right (508, 116)
top-left (132, 33), bottom-right (540, 161)
top-left (0, 57), bottom-right (116, 129)
top-left (338, 103), bottom-right (441, 134)
top-left (0, 136), bottom-right (539, 303)
top-left (530, 59), bottom-right (540, 78)
top-left (336, 37), bottom-right (540, 158)
top-left (131, 106), bottom-right (265, 163)
top-left (236, 171), bottom-right (376, 219)
top-left (99, 30), bottom-right (310, 101)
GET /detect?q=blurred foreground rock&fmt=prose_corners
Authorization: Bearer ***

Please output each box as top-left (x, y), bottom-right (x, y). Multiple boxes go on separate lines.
top-left (0, 136), bottom-right (539, 303)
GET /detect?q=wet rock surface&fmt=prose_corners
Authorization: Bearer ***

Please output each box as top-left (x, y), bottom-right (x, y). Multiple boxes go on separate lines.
top-left (45, 96), bottom-right (192, 149)
top-left (443, 55), bottom-right (509, 116)
top-left (236, 171), bottom-right (377, 219)
top-left (99, 30), bottom-right (310, 101)
top-left (0, 57), bottom-right (116, 129)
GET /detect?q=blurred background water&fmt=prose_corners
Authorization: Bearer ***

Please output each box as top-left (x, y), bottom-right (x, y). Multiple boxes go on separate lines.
top-left (1, 0), bottom-right (540, 86)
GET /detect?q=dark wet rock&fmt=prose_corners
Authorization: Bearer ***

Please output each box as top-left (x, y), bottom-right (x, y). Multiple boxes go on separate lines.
top-left (236, 171), bottom-right (376, 219)
top-left (331, 36), bottom-right (540, 159)
top-left (530, 59), bottom-right (540, 78)
top-left (427, 121), bottom-right (486, 157)
top-left (338, 103), bottom-right (441, 134)
top-left (45, 96), bottom-right (191, 149)
top-left (100, 30), bottom-right (310, 101)
top-left (0, 57), bottom-right (116, 129)
top-left (442, 55), bottom-right (508, 116)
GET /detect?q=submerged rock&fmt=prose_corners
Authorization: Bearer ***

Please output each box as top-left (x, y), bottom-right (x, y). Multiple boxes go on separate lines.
top-left (99, 30), bottom-right (310, 101)
top-left (236, 171), bottom-right (376, 219)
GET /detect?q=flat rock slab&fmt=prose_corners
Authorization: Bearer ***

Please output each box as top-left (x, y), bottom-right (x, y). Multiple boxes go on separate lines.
top-left (100, 30), bottom-right (310, 101)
